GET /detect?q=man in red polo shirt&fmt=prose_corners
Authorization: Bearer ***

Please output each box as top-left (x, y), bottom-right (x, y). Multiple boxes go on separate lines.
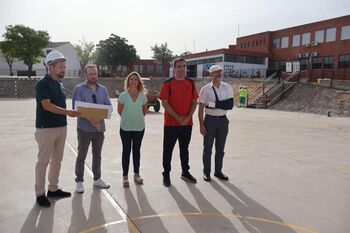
top-left (160, 57), bottom-right (199, 187)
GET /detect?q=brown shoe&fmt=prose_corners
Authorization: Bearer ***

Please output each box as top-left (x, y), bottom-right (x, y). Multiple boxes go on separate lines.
top-left (134, 174), bottom-right (144, 185)
top-left (123, 176), bottom-right (129, 188)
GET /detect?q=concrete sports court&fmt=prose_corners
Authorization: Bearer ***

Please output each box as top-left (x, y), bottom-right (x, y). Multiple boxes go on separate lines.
top-left (0, 99), bottom-right (349, 233)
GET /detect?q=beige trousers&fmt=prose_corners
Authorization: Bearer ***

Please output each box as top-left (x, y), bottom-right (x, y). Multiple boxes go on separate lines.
top-left (34, 126), bottom-right (67, 196)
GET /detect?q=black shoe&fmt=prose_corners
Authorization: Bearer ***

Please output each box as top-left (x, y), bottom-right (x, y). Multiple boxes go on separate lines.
top-left (181, 172), bottom-right (197, 183)
top-left (203, 174), bottom-right (211, 182)
top-left (163, 177), bottom-right (171, 187)
top-left (36, 194), bottom-right (51, 207)
top-left (214, 172), bottom-right (229, 181)
top-left (163, 172), bottom-right (171, 187)
top-left (47, 189), bottom-right (71, 198)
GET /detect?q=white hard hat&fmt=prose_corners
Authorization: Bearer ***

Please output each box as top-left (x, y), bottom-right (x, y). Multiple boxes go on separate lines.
top-left (45, 50), bottom-right (66, 65)
top-left (209, 64), bottom-right (222, 73)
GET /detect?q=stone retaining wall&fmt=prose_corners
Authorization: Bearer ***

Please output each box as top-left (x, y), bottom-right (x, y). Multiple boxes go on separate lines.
top-left (0, 77), bottom-right (262, 102)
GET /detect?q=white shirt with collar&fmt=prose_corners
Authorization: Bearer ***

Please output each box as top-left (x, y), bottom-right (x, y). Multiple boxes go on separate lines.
top-left (199, 81), bottom-right (234, 116)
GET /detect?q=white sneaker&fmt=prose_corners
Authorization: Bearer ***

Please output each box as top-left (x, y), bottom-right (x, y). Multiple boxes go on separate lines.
top-left (75, 182), bottom-right (84, 193)
top-left (93, 179), bottom-right (110, 189)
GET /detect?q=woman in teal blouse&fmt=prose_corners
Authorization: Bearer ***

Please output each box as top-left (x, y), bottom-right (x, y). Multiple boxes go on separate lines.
top-left (118, 72), bottom-right (148, 187)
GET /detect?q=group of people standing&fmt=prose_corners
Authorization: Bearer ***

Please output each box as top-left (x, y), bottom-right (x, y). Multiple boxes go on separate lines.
top-left (34, 51), bottom-right (234, 208)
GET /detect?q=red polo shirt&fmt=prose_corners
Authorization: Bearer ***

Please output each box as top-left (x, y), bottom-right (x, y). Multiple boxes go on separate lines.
top-left (160, 78), bottom-right (199, 126)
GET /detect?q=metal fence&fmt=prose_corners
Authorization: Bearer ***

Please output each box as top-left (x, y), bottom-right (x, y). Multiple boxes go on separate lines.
top-left (306, 68), bottom-right (350, 89)
top-left (223, 68), bottom-right (267, 79)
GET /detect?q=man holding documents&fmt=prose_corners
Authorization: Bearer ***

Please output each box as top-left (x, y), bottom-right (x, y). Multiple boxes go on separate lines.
top-left (35, 50), bottom-right (80, 207)
top-left (72, 64), bottom-right (112, 193)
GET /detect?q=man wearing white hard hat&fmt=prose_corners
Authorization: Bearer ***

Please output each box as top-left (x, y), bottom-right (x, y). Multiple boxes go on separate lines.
top-left (198, 64), bottom-right (233, 182)
top-left (34, 50), bottom-right (80, 207)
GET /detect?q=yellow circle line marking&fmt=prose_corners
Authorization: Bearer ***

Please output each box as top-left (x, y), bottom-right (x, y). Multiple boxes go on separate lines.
top-left (80, 220), bottom-right (126, 233)
top-left (79, 211), bottom-right (319, 233)
top-left (80, 219), bottom-right (140, 233)
top-left (336, 166), bottom-right (350, 174)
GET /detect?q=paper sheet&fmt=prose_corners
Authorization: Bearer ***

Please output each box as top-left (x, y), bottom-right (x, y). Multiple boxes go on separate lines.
top-left (74, 101), bottom-right (113, 119)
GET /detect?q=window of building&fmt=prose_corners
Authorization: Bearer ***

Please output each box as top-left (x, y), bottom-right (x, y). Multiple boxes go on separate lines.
top-left (341, 25), bottom-right (350, 40)
top-left (244, 43), bottom-right (246, 48)
top-left (281, 61), bottom-right (286, 71)
top-left (198, 59), bottom-right (207, 64)
top-left (300, 58), bottom-right (308, 71)
top-left (252, 41), bottom-right (255, 47)
top-left (259, 40), bottom-right (262, 46)
top-left (241, 43), bottom-right (243, 49)
top-left (156, 65), bottom-right (163, 73)
top-left (312, 56), bottom-right (322, 69)
top-left (224, 54), bottom-right (264, 65)
top-left (236, 55), bottom-right (245, 63)
top-left (272, 61), bottom-right (285, 70)
top-left (263, 39), bottom-right (266, 45)
top-left (326, 27), bottom-right (336, 42)
top-left (274, 61), bottom-right (286, 70)
top-left (139, 65), bottom-right (143, 73)
top-left (256, 40), bottom-right (258, 46)
top-left (187, 60), bottom-right (197, 66)
top-left (133, 65), bottom-right (139, 72)
top-left (315, 30), bottom-right (324, 43)
top-left (302, 32), bottom-right (311, 45)
top-left (147, 65), bottom-right (153, 73)
top-left (339, 54), bottom-right (350, 68)
top-left (271, 61), bottom-right (278, 69)
top-left (292, 34), bottom-right (301, 47)
top-left (212, 57), bottom-right (223, 63)
top-left (122, 66), bottom-right (127, 73)
top-left (245, 56), bottom-right (255, 63)
top-left (323, 56), bottom-right (334, 69)
top-left (197, 57), bottom-right (222, 64)
top-left (281, 36), bottom-right (289, 48)
top-left (247, 42), bottom-right (250, 48)
top-left (273, 38), bottom-right (280, 49)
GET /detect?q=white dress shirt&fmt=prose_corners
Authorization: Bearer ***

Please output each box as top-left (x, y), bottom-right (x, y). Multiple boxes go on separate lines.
top-left (199, 81), bottom-right (234, 116)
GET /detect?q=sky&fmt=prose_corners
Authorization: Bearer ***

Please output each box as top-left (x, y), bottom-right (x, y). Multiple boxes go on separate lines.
top-left (0, 0), bottom-right (349, 58)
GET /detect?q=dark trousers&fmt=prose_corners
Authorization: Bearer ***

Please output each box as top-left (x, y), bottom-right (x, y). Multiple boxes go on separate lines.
top-left (120, 128), bottom-right (145, 176)
top-left (75, 129), bottom-right (105, 182)
top-left (202, 115), bottom-right (229, 175)
top-left (162, 126), bottom-right (192, 176)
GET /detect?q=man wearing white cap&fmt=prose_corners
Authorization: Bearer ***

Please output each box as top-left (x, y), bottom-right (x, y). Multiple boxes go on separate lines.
top-left (34, 50), bottom-right (80, 207)
top-left (198, 65), bottom-right (233, 182)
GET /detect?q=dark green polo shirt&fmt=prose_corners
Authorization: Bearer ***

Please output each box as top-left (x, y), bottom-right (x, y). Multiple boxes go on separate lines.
top-left (35, 74), bottom-right (67, 128)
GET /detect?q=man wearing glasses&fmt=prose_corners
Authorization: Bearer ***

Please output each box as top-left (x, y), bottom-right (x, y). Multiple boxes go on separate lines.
top-left (72, 64), bottom-right (112, 193)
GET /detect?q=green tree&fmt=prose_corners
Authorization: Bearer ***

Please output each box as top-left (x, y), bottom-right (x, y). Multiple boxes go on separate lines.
top-left (74, 39), bottom-right (95, 77)
top-left (0, 40), bottom-right (16, 76)
top-left (151, 42), bottom-right (174, 77)
top-left (2, 25), bottom-right (50, 77)
top-left (180, 51), bottom-right (192, 57)
top-left (96, 34), bottom-right (137, 77)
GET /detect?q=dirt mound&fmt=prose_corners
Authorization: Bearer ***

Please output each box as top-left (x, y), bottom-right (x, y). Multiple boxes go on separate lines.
top-left (271, 84), bottom-right (350, 116)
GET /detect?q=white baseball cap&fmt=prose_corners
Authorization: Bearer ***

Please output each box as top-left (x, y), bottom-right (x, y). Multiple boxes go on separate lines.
top-left (209, 65), bottom-right (222, 73)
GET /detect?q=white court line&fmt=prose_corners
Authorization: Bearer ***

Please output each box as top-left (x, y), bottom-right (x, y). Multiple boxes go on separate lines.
top-left (65, 140), bottom-right (140, 233)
